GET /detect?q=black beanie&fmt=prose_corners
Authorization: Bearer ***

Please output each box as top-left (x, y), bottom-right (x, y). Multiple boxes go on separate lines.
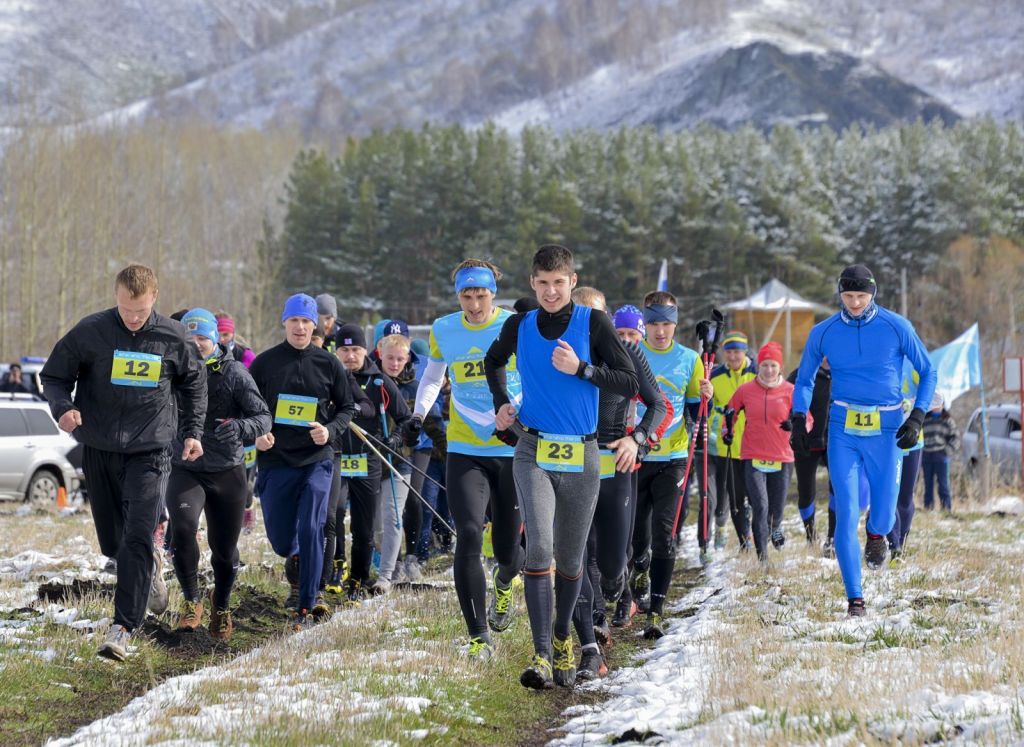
top-left (838, 264), bottom-right (876, 295)
top-left (334, 323), bottom-right (366, 349)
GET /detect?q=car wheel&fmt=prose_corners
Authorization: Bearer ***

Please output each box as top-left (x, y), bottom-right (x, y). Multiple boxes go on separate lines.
top-left (26, 469), bottom-right (61, 506)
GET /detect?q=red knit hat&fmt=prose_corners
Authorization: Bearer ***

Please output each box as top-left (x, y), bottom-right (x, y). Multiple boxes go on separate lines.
top-left (757, 342), bottom-right (783, 366)
top-left (217, 317), bottom-right (235, 333)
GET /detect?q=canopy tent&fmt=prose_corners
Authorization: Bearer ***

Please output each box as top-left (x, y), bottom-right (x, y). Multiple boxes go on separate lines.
top-left (722, 279), bottom-right (832, 366)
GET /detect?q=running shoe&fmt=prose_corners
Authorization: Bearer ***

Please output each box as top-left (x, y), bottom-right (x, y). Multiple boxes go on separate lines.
top-left (643, 612), bottom-right (665, 640)
top-left (311, 592), bottom-right (332, 619)
top-left (577, 648), bottom-right (608, 681)
top-left (284, 555), bottom-right (300, 610)
top-left (593, 615), bottom-right (612, 648)
top-left (699, 547), bottom-right (713, 566)
top-left (147, 550), bottom-right (168, 615)
top-left (344, 579), bottom-right (366, 605)
top-left (175, 598), bottom-right (204, 630)
top-left (847, 598), bottom-right (866, 617)
top-left (611, 598), bottom-right (638, 628)
top-left (487, 565), bottom-right (516, 632)
top-left (889, 548), bottom-right (904, 567)
top-left (404, 555), bottom-right (423, 582)
top-left (822, 537), bottom-right (835, 559)
top-left (803, 517), bottom-right (816, 544)
top-left (630, 568), bottom-right (651, 614)
top-left (325, 559), bottom-right (346, 593)
top-left (209, 602), bottom-right (233, 642)
top-left (865, 533), bottom-right (887, 569)
top-left (520, 654), bottom-right (554, 690)
top-left (552, 635), bottom-right (576, 688)
top-left (97, 624), bottom-right (131, 661)
top-left (770, 527), bottom-right (786, 549)
top-left (291, 608), bottom-right (313, 632)
top-left (460, 636), bottom-right (495, 661)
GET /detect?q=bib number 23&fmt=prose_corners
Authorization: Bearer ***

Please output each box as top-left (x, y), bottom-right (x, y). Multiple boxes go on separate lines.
top-left (536, 434), bottom-right (585, 473)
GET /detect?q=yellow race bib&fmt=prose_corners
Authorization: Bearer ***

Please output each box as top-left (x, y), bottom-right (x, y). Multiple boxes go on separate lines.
top-left (452, 357), bottom-right (487, 385)
top-left (339, 454), bottom-right (369, 477)
top-left (844, 406), bottom-right (881, 437)
top-left (111, 350), bottom-right (162, 388)
top-left (244, 445), bottom-right (256, 467)
top-left (752, 459), bottom-right (782, 473)
top-left (274, 394), bottom-right (318, 426)
top-left (536, 433), bottom-right (585, 473)
top-left (599, 449), bottom-right (616, 479)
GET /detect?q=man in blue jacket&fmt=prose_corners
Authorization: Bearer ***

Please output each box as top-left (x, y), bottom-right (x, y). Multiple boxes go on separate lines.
top-left (791, 265), bottom-right (936, 617)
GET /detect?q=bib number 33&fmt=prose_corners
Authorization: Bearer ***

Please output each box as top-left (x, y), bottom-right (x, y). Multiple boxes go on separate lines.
top-left (536, 433), bottom-right (585, 473)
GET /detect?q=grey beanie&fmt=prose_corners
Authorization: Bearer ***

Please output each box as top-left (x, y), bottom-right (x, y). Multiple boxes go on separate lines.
top-left (315, 293), bottom-right (338, 317)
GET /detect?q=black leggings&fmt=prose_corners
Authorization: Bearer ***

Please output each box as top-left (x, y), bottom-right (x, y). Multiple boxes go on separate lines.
top-left (744, 460), bottom-right (794, 560)
top-left (634, 460), bottom-right (686, 615)
top-left (714, 455), bottom-right (750, 541)
top-left (321, 466), bottom-right (345, 588)
top-left (166, 464), bottom-right (247, 609)
top-left (403, 451), bottom-right (430, 556)
top-left (337, 456), bottom-right (382, 585)
top-left (448, 452), bottom-right (525, 639)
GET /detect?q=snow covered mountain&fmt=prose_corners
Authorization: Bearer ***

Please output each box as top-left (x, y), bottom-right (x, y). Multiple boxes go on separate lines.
top-left (0, 0), bottom-right (1019, 133)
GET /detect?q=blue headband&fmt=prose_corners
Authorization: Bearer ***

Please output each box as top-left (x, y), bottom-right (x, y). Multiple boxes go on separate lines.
top-left (643, 304), bottom-right (678, 324)
top-left (455, 267), bottom-right (497, 294)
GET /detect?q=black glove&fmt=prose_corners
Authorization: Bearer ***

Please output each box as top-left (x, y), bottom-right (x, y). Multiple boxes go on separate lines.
top-left (493, 428), bottom-right (519, 448)
top-left (212, 418), bottom-right (241, 443)
top-left (357, 400), bottom-right (376, 419)
top-left (896, 407), bottom-right (926, 449)
top-left (403, 416), bottom-right (423, 447)
top-left (721, 408), bottom-right (735, 447)
top-left (385, 430), bottom-right (404, 454)
top-left (789, 413), bottom-right (809, 456)
top-left (779, 418), bottom-right (793, 432)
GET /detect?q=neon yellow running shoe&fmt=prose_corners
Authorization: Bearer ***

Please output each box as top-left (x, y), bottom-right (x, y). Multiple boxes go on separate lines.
top-left (487, 565), bottom-right (516, 632)
top-left (552, 635), bottom-right (576, 687)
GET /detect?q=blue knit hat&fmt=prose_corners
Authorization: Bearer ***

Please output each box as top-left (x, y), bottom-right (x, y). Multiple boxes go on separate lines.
top-left (282, 293), bottom-right (318, 324)
top-left (613, 305), bottom-right (646, 336)
top-left (182, 308), bottom-right (218, 344)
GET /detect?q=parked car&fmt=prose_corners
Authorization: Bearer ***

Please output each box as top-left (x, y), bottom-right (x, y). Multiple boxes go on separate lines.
top-left (0, 395), bottom-right (82, 504)
top-left (961, 403), bottom-right (1022, 483)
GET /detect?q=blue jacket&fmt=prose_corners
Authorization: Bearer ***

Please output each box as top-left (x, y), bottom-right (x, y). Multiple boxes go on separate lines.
top-left (793, 304), bottom-right (937, 416)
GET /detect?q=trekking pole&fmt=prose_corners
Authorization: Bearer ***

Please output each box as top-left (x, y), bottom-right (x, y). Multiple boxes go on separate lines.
top-left (672, 309), bottom-right (725, 540)
top-left (377, 378), bottom-right (402, 531)
top-left (360, 429), bottom-right (446, 493)
top-left (350, 423), bottom-right (456, 535)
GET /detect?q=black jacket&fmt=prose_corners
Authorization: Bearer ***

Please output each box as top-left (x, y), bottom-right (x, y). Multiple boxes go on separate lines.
top-left (173, 346), bottom-right (272, 472)
top-left (597, 339), bottom-right (668, 446)
top-left (41, 308), bottom-right (207, 454)
top-left (336, 357), bottom-right (411, 455)
top-left (249, 340), bottom-right (357, 468)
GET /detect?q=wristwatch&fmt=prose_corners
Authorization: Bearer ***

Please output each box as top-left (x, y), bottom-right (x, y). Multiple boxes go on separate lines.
top-left (631, 428), bottom-right (648, 447)
top-left (581, 364), bottom-right (595, 381)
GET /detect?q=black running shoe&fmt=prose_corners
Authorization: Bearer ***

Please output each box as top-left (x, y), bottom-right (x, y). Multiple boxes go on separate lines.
top-left (552, 635), bottom-right (576, 688)
top-left (284, 554), bottom-right (300, 610)
top-left (577, 648), bottom-right (607, 681)
top-left (864, 533), bottom-right (887, 569)
top-left (848, 598), bottom-right (866, 617)
top-left (611, 598), bottom-right (637, 628)
top-left (593, 616), bottom-right (612, 648)
top-left (770, 527), bottom-right (786, 549)
top-left (520, 655), bottom-right (554, 690)
top-left (822, 537), bottom-right (835, 559)
top-left (803, 517), bottom-right (816, 544)
top-left (642, 613), bottom-right (665, 640)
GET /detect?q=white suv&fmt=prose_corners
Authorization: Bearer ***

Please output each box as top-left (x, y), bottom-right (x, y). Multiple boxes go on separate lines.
top-left (0, 395), bottom-right (81, 504)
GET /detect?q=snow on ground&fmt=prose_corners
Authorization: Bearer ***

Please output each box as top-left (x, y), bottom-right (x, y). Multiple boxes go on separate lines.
top-left (552, 508), bottom-right (1024, 745)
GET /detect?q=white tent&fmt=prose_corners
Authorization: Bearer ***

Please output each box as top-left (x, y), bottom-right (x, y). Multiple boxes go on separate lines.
top-left (723, 279), bottom-right (832, 364)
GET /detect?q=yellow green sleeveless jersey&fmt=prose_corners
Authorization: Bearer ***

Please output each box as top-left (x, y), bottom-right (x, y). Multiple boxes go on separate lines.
top-left (709, 360), bottom-right (757, 457)
top-left (428, 307), bottom-right (520, 458)
top-left (636, 340), bottom-right (704, 460)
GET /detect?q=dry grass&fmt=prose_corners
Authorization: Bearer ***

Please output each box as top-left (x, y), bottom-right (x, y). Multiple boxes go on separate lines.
top-left (690, 503), bottom-right (1024, 745)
